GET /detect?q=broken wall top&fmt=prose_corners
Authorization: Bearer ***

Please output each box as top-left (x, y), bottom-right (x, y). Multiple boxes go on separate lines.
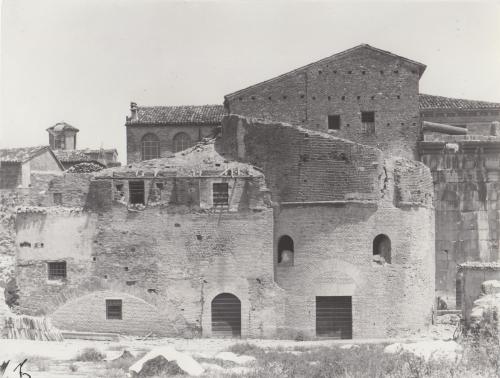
top-left (95, 139), bottom-right (263, 179)
top-left (221, 115), bottom-right (433, 207)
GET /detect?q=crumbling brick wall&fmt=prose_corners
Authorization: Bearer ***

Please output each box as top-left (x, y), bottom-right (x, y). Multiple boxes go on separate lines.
top-left (15, 173), bottom-right (285, 337)
top-left (221, 115), bottom-right (384, 203)
top-left (225, 46), bottom-right (421, 159)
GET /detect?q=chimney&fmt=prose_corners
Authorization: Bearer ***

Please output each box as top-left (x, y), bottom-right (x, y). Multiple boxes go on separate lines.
top-left (130, 102), bottom-right (139, 122)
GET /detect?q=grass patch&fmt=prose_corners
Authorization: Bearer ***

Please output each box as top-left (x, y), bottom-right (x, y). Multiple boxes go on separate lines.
top-left (226, 343), bottom-right (267, 357)
top-left (220, 337), bottom-right (500, 378)
top-left (76, 347), bottom-right (106, 362)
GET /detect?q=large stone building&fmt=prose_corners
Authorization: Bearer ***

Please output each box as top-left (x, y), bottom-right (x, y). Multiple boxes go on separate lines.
top-left (3, 43), bottom-right (499, 339)
top-left (220, 44), bottom-right (500, 309)
top-left (11, 115), bottom-right (434, 339)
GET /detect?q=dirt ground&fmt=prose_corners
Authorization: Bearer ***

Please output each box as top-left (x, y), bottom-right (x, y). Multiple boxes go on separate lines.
top-left (0, 322), bottom-right (457, 378)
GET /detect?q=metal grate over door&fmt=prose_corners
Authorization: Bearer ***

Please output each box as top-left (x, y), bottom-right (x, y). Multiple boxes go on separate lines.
top-left (211, 293), bottom-right (241, 337)
top-left (316, 296), bottom-right (352, 339)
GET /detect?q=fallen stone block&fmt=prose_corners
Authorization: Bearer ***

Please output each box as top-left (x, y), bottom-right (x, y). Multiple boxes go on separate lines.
top-left (129, 346), bottom-right (204, 377)
top-left (384, 340), bottom-right (462, 363)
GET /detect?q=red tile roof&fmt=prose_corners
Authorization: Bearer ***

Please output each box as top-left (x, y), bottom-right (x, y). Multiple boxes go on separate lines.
top-left (127, 105), bottom-right (226, 125)
top-left (419, 94), bottom-right (500, 110)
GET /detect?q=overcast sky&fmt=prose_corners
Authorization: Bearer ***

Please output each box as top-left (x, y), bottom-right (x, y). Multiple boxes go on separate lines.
top-left (1, 0), bottom-right (500, 161)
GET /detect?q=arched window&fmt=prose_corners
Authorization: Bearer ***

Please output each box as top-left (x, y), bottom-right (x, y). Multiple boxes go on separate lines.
top-left (141, 133), bottom-right (160, 161)
top-left (173, 132), bottom-right (192, 153)
top-left (373, 234), bottom-right (391, 263)
top-left (278, 235), bottom-right (294, 266)
top-left (211, 293), bottom-right (241, 337)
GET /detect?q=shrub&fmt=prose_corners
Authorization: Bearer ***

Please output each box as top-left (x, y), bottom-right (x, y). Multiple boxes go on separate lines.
top-left (68, 363), bottom-right (78, 372)
top-left (227, 343), bottom-right (263, 356)
top-left (76, 347), bottom-right (106, 362)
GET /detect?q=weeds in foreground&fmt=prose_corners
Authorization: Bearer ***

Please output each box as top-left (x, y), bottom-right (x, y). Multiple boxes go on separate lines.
top-left (75, 347), bottom-right (106, 362)
top-left (222, 335), bottom-right (500, 378)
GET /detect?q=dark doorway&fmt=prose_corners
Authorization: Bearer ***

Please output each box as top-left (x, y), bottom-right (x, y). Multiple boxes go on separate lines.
top-left (211, 293), bottom-right (241, 337)
top-left (129, 181), bottom-right (145, 204)
top-left (316, 296), bottom-right (352, 339)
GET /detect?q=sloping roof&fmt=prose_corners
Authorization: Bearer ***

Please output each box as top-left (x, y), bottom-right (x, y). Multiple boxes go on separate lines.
top-left (53, 149), bottom-right (92, 163)
top-left (419, 94), bottom-right (500, 110)
top-left (0, 146), bottom-right (51, 163)
top-left (82, 148), bottom-right (118, 155)
top-left (96, 139), bottom-right (262, 178)
top-left (225, 44), bottom-right (427, 99)
top-left (126, 105), bottom-right (226, 125)
top-left (46, 121), bottom-right (79, 132)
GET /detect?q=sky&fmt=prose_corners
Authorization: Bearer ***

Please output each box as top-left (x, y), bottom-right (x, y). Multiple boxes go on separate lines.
top-left (1, 0), bottom-right (500, 162)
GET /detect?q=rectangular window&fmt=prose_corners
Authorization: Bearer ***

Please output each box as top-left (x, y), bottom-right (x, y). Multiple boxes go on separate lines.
top-left (316, 296), bottom-right (352, 339)
top-left (53, 193), bottom-right (62, 205)
top-left (213, 183), bottom-right (229, 206)
top-left (328, 115), bottom-right (341, 130)
top-left (129, 181), bottom-right (145, 204)
top-left (361, 111), bottom-right (375, 135)
top-left (106, 299), bottom-right (122, 320)
top-left (48, 261), bottom-right (67, 280)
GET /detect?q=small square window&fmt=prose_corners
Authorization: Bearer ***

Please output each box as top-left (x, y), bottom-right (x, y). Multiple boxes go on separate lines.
top-left (48, 261), bottom-right (66, 280)
top-left (328, 115), bottom-right (341, 130)
top-left (213, 183), bottom-right (229, 206)
top-left (106, 299), bottom-right (122, 320)
top-left (361, 111), bottom-right (375, 123)
top-left (53, 193), bottom-right (62, 205)
top-left (361, 111), bottom-right (375, 135)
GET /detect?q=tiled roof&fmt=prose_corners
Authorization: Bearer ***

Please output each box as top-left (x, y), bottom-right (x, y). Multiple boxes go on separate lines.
top-left (127, 105), bottom-right (226, 125)
top-left (0, 146), bottom-right (50, 163)
top-left (419, 94), bottom-right (500, 110)
top-left (46, 121), bottom-right (79, 132)
top-left (53, 150), bottom-right (92, 163)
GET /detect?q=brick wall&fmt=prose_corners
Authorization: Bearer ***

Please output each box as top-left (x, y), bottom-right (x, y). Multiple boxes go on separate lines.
top-left (15, 177), bottom-right (285, 337)
top-left (126, 125), bottom-right (217, 163)
top-left (225, 46), bottom-right (421, 159)
top-left (420, 138), bottom-right (500, 307)
top-left (221, 115), bottom-right (384, 203)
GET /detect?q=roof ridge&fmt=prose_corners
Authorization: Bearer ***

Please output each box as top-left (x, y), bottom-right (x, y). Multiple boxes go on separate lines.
top-left (225, 44), bottom-right (426, 99)
top-left (420, 93), bottom-right (500, 105)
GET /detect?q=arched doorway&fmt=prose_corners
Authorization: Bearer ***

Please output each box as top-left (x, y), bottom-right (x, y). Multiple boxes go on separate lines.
top-left (211, 293), bottom-right (241, 337)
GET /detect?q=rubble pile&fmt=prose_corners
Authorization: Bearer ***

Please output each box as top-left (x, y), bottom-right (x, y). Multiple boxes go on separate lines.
top-left (66, 162), bottom-right (104, 173)
top-left (470, 280), bottom-right (500, 337)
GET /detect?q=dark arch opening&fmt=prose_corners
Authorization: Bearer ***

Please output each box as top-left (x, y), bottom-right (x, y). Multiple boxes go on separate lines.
top-left (278, 235), bottom-right (294, 266)
top-left (141, 133), bottom-right (160, 161)
top-left (373, 234), bottom-right (391, 263)
top-left (211, 293), bottom-right (241, 337)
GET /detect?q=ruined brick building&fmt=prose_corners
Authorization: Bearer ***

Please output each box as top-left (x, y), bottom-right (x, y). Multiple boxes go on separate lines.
top-left (11, 116), bottom-right (434, 339)
top-left (2, 43), bottom-right (498, 339)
